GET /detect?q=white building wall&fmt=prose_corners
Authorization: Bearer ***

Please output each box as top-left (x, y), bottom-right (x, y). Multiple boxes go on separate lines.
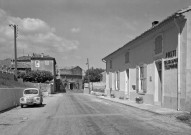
top-left (104, 11), bottom-right (191, 111)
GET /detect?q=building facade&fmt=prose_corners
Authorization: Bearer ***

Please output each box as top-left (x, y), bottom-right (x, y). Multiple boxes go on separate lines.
top-left (31, 54), bottom-right (56, 77)
top-left (31, 53), bottom-right (57, 93)
top-left (11, 56), bottom-right (31, 73)
top-left (58, 66), bottom-right (83, 90)
top-left (102, 7), bottom-right (191, 111)
top-left (10, 53), bottom-right (57, 92)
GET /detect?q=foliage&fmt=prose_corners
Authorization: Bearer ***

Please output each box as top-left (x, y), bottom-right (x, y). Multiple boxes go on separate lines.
top-left (18, 71), bottom-right (26, 79)
top-left (23, 70), bottom-right (53, 83)
top-left (84, 67), bottom-right (105, 83)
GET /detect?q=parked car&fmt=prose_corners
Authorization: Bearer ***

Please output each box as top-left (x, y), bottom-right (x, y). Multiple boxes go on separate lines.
top-left (20, 88), bottom-right (43, 108)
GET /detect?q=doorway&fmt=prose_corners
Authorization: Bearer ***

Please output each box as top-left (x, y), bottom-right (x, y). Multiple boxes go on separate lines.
top-left (70, 83), bottom-right (74, 90)
top-left (125, 69), bottom-right (129, 98)
top-left (156, 61), bottom-right (162, 103)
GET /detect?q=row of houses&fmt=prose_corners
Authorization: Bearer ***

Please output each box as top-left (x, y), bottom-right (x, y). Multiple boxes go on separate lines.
top-left (0, 53), bottom-right (84, 92)
top-left (102, 7), bottom-right (191, 112)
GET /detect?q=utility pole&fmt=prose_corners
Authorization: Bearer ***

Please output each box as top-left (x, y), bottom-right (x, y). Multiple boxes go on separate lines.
top-left (9, 24), bottom-right (18, 79)
top-left (86, 58), bottom-right (90, 93)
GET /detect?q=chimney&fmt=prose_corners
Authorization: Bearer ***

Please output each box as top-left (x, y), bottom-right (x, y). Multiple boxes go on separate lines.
top-left (152, 21), bottom-right (159, 27)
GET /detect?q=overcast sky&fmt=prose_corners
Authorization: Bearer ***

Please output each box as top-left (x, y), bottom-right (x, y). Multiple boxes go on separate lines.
top-left (0, 0), bottom-right (190, 69)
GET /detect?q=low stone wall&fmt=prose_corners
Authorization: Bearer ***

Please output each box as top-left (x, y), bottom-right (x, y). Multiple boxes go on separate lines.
top-left (90, 82), bottom-right (106, 91)
top-left (35, 83), bottom-right (54, 94)
top-left (0, 88), bottom-right (24, 112)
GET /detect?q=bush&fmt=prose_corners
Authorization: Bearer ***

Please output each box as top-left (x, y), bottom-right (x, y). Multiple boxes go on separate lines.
top-left (18, 72), bottom-right (26, 79)
top-left (23, 70), bottom-right (53, 83)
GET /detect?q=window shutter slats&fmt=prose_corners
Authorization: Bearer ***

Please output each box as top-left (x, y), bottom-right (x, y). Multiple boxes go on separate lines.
top-left (143, 64), bottom-right (147, 93)
top-left (155, 35), bottom-right (163, 54)
top-left (117, 72), bottom-right (120, 90)
top-left (136, 67), bottom-right (139, 92)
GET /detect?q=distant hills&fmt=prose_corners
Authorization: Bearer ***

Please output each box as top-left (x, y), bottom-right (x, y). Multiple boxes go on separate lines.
top-left (0, 58), bottom-right (12, 68)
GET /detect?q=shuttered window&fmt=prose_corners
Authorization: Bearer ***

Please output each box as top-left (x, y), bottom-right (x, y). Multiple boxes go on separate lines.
top-left (136, 66), bottom-right (140, 92)
top-left (116, 71), bottom-right (120, 90)
top-left (110, 60), bottom-right (112, 69)
top-left (109, 72), bottom-right (112, 89)
top-left (136, 64), bottom-right (147, 93)
top-left (125, 52), bottom-right (129, 63)
top-left (35, 60), bottom-right (40, 67)
top-left (155, 35), bottom-right (163, 55)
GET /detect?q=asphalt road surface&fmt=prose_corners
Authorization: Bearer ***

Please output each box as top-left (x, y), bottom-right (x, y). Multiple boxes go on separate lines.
top-left (0, 92), bottom-right (191, 135)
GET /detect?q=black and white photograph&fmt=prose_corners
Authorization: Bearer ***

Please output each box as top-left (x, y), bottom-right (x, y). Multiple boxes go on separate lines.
top-left (0, 0), bottom-right (191, 135)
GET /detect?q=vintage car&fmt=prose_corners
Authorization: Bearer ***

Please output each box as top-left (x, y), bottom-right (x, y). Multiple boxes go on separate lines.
top-left (20, 88), bottom-right (43, 108)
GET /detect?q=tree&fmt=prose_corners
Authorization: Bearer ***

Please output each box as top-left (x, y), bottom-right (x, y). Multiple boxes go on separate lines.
top-left (84, 67), bottom-right (105, 83)
top-left (23, 70), bottom-right (53, 83)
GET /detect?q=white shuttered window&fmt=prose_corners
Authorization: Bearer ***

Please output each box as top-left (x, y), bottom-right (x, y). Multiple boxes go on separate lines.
top-left (136, 64), bottom-right (147, 93)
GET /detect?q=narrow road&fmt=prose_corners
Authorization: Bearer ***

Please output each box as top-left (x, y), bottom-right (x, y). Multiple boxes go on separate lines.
top-left (0, 92), bottom-right (191, 135)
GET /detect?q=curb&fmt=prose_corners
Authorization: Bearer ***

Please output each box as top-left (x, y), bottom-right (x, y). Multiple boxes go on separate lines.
top-left (96, 96), bottom-right (184, 115)
top-left (96, 96), bottom-right (161, 115)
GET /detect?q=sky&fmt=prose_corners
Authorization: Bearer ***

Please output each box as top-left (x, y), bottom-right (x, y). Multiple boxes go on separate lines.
top-left (0, 0), bottom-right (190, 70)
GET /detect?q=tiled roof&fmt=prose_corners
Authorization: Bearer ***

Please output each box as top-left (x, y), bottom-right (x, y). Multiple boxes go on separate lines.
top-left (59, 66), bottom-right (82, 70)
top-left (17, 56), bottom-right (31, 61)
top-left (11, 62), bottom-right (31, 69)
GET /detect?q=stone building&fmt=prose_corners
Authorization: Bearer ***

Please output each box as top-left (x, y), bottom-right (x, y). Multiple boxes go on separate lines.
top-left (58, 66), bottom-right (83, 90)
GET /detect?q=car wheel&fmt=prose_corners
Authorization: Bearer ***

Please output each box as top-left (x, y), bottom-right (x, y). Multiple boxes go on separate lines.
top-left (21, 104), bottom-right (23, 108)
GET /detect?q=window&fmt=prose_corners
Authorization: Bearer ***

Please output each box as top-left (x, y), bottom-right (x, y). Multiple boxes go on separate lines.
top-left (35, 60), bottom-right (40, 67)
top-left (110, 60), bottom-right (112, 69)
top-left (116, 71), bottom-right (120, 90)
top-left (155, 35), bottom-right (163, 55)
top-left (136, 64), bottom-right (147, 93)
top-left (140, 66), bottom-right (144, 91)
top-left (125, 52), bottom-right (129, 63)
top-left (24, 89), bottom-right (38, 94)
top-left (45, 60), bottom-right (49, 65)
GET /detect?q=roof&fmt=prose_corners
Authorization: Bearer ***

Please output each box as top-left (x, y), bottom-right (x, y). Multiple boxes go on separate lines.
top-left (11, 62), bottom-right (31, 69)
top-left (17, 56), bottom-right (31, 61)
top-left (59, 66), bottom-right (82, 76)
top-left (102, 6), bottom-right (191, 61)
top-left (31, 54), bottom-right (56, 64)
top-left (59, 66), bottom-right (82, 70)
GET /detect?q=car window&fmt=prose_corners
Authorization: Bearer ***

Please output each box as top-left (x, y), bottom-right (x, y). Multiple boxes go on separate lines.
top-left (24, 89), bottom-right (38, 94)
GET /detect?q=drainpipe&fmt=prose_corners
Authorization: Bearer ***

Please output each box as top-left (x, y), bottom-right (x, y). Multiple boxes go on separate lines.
top-left (174, 16), bottom-right (181, 111)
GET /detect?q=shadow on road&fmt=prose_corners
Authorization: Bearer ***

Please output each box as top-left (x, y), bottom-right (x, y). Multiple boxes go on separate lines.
top-left (22, 104), bottom-right (46, 108)
top-left (66, 89), bottom-right (84, 94)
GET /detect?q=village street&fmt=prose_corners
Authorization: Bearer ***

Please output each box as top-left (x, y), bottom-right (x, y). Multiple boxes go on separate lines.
top-left (0, 92), bottom-right (191, 135)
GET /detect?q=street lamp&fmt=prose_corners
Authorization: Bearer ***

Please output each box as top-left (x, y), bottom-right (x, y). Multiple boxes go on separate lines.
top-left (9, 24), bottom-right (18, 79)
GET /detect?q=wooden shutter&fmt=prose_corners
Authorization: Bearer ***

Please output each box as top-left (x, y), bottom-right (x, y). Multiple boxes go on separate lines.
top-left (143, 64), bottom-right (147, 93)
top-left (109, 72), bottom-right (112, 89)
top-left (136, 66), bottom-right (139, 92)
top-left (117, 72), bottom-right (120, 90)
top-left (155, 35), bottom-right (162, 54)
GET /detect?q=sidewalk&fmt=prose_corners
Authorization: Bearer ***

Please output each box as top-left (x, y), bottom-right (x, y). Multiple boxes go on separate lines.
top-left (97, 95), bottom-right (186, 115)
